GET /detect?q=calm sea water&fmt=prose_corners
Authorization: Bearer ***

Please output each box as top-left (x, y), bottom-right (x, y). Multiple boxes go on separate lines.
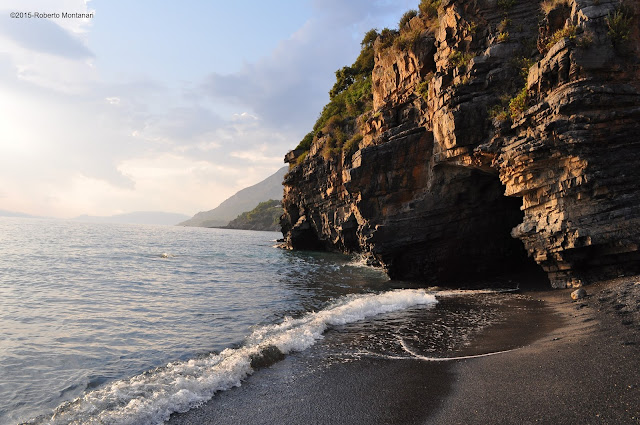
top-left (0, 218), bottom-right (419, 424)
top-left (0, 218), bottom-right (531, 425)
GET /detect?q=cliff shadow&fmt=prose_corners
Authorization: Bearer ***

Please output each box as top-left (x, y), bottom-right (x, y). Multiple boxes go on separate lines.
top-left (380, 166), bottom-right (549, 290)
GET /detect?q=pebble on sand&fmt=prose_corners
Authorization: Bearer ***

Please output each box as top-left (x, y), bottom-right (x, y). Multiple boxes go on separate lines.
top-left (571, 288), bottom-right (587, 300)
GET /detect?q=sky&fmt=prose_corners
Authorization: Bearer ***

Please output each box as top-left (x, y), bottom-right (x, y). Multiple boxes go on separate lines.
top-left (0, 0), bottom-right (415, 218)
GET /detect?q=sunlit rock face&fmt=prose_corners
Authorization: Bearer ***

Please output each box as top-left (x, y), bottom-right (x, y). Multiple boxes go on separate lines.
top-left (282, 0), bottom-right (640, 288)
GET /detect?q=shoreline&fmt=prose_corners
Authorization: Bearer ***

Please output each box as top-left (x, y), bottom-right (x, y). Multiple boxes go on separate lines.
top-left (430, 276), bottom-right (640, 424)
top-left (168, 276), bottom-right (639, 424)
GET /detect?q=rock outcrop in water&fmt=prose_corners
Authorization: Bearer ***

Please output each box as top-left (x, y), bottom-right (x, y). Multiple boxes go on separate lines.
top-left (281, 0), bottom-right (640, 288)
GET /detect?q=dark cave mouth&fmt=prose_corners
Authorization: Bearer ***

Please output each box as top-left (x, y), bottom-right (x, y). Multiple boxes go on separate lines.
top-left (385, 170), bottom-right (550, 289)
top-left (447, 171), bottom-right (550, 289)
top-left (483, 192), bottom-right (550, 290)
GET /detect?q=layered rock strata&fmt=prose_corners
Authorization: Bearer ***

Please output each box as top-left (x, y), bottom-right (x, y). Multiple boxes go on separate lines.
top-left (282, 0), bottom-right (640, 288)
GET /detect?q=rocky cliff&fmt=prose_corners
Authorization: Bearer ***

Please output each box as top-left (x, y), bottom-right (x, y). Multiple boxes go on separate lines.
top-left (281, 0), bottom-right (640, 288)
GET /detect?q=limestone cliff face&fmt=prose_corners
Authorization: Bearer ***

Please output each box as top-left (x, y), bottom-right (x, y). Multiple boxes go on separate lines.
top-left (282, 0), bottom-right (640, 288)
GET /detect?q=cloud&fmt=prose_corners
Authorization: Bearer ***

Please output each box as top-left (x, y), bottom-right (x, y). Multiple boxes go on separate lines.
top-left (0, 0), bottom-right (96, 93)
top-left (0, 24), bottom-right (97, 93)
top-left (0, 0), bottom-right (416, 218)
top-left (0, 12), bottom-right (93, 59)
top-left (0, 83), bottom-right (141, 190)
top-left (133, 105), bottom-right (223, 146)
top-left (231, 112), bottom-right (258, 121)
top-left (112, 153), bottom-right (281, 215)
top-left (201, 19), bottom-right (349, 135)
top-left (230, 149), bottom-right (283, 165)
top-left (200, 0), bottom-right (416, 138)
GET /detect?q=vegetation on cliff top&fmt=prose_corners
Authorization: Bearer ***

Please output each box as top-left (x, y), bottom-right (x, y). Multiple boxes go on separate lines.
top-left (291, 1), bottom-right (439, 163)
top-left (419, 0), bottom-right (440, 27)
top-left (540, 0), bottom-right (570, 15)
top-left (225, 199), bottom-right (283, 232)
top-left (293, 30), bottom-right (377, 159)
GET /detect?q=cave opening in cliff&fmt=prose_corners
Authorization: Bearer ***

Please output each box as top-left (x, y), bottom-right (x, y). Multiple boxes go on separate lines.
top-left (384, 167), bottom-right (549, 289)
top-left (463, 170), bottom-right (550, 290)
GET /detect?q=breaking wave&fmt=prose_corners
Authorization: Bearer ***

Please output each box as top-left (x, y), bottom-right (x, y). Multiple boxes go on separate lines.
top-left (28, 289), bottom-right (436, 425)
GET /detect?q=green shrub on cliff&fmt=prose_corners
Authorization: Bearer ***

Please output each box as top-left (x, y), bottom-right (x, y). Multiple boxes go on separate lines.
top-left (511, 56), bottom-right (536, 87)
top-left (497, 31), bottom-right (510, 43)
top-left (418, 0), bottom-right (441, 32)
top-left (295, 151), bottom-right (307, 167)
top-left (343, 133), bottom-right (363, 157)
top-left (509, 87), bottom-right (529, 119)
top-left (488, 92), bottom-right (516, 123)
top-left (541, 0), bottom-right (570, 14)
top-left (316, 76), bottom-right (371, 134)
top-left (399, 9), bottom-right (418, 29)
top-left (376, 27), bottom-right (399, 50)
top-left (330, 67), bottom-right (357, 99)
top-left (394, 28), bottom-right (424, 50)
top-left (297, 132), bottom-right (314, 152)
top-left (419, 0), bottom-right (440, 20)
top-left (488, 104), bottom-right (510, 122)
top-left (606, 7), bottom-right (633, 44)
top-left (328, 32), bottom-right (376, 100)
top-left (449, 50), bottom-right (473, 70)
top-left (416, 79), bottom-right (433, 100)
top-left (293, 30), bottom-right (377, 160)
top-left (544, 25), bottom-right (577, 51)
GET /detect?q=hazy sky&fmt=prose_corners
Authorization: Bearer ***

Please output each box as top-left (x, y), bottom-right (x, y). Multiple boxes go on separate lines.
top-left (0, 0), bottom-right (414, 218)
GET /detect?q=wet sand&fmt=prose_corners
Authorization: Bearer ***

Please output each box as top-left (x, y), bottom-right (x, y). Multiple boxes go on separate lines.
top-left (168, 276), bottom-right (640, 425)
top-left (430, 276), bottom-right (640, 424)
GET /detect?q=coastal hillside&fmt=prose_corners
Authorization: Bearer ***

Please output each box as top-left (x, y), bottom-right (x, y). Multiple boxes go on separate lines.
top-left (281, 0), bottom-right (640, 288)
top-left (180, 167), bottom-right (287, 228)
top-left (0, 210), bottom-right (43, 219)
top-left (226, 200), bottom-right (283, 231)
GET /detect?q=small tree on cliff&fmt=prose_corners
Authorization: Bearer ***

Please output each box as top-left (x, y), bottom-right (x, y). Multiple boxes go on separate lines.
top-left (294, 29), bottom-right (378, 159)
top-left (329, 30), bottom-right (378, 99)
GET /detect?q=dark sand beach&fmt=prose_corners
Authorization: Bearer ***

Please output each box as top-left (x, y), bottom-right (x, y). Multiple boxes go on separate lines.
top-left (168, 277), bottom-right (640, 425)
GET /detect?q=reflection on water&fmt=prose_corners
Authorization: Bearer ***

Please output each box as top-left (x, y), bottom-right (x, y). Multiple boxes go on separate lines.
top-left (0, 218), bottom-right (551, 424)
top-left (0, 218), bottom-right (389, 424)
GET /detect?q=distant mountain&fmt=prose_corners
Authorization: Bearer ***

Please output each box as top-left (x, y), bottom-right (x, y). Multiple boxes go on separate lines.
top-left (180, 166), bottom-right (287, 227)
top-left (226, 200), bottom-right (283, 231)
top-left (73, 211), bottom-right (190, 226)
top-left (0, 210), bottom-right (42, 219)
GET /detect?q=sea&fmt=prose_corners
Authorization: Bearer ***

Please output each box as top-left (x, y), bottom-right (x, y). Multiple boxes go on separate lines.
top-left (0, 217), bottom-right (538, 425)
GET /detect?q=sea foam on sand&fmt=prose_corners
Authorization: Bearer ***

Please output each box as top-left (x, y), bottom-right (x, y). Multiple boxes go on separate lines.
top-left (32, 290), bottom-right (437, 425)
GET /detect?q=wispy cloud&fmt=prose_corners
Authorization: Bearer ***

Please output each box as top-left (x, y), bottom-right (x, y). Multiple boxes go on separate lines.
top-left (0, 0), bottom-right (414, 217)
top-left (0, 15), bottom-right (93, 59)
top-left (200, 0), bottom-right (415, 135)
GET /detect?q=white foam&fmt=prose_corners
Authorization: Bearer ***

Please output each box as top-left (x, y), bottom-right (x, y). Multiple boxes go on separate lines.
top-left (35, 289), bottom-right (436, 425)
top-left (430, 288), bottom-right (519, 297)
top-left (344, 253), bottom-right (376, 269)
top-left (399, 338), bottom-right (519, 361)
